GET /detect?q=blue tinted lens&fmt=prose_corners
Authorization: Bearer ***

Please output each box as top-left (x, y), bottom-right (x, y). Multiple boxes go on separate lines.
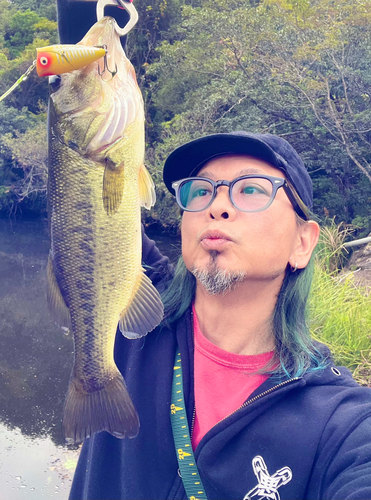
top-left (179, 179), bottom-right (214, 210)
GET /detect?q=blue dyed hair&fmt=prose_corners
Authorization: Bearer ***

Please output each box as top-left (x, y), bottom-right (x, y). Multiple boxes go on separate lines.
top-left (160, 174), bottom-right (328, 379)
top-left (161, 253), bottom-right (327, 379)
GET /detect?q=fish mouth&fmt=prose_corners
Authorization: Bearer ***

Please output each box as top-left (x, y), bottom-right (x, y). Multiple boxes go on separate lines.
top-left (78, 17), bottom-right (127, 77)
top-left (52, 16), bottom-right (143, 156)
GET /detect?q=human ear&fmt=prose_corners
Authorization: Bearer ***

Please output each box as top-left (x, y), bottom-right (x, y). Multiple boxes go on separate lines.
top-left (290, 221), bottom-right (320, 270)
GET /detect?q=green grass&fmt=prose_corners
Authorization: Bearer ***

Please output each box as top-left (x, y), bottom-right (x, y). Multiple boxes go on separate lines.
top-left (308, 222), bottom-right (371, 385)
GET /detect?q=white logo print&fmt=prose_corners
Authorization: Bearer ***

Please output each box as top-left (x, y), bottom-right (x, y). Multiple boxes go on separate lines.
top-left (243, 455), bottom-right (292, 500)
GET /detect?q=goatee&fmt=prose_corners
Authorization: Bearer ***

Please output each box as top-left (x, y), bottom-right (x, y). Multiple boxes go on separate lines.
top-left (191, 251), bottom-right (246, 296)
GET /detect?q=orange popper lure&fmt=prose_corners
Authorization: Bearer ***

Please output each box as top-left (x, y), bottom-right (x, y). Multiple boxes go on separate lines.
top-left (36, 44), bottom-right (106, 77)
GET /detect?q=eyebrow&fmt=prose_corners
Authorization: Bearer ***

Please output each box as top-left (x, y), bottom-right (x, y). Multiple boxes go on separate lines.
top-left (197, 167), bottom-right (263, 179)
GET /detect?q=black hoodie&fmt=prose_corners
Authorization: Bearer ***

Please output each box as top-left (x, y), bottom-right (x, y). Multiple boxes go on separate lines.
top-left (69, 233), bottom-right (371, 500)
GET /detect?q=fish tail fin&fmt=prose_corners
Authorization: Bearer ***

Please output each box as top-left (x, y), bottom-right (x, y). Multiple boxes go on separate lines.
top-left (63, 370), bottom-right (139, 444)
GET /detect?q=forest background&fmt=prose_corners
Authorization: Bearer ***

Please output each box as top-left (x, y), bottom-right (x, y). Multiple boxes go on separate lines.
top-left (0, 0), bottom-right (371, 236)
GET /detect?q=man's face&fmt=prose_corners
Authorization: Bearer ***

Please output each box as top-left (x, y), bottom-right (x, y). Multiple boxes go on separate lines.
top-left (181, 155), bottom-right (303, 287)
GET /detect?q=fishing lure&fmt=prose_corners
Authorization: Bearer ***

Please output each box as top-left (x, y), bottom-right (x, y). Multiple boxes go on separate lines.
top-left (36, 44), bottom-right (106, 77)
top-left (0, 44), bottom-right (110, 103)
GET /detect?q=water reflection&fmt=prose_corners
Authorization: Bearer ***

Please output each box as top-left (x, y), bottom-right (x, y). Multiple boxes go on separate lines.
top-left (0, 217), bottom-right (180, 499)
top-left (0, 422), bottom-right (80, 499)
top-left (0, 218), bottom-right (73, 445)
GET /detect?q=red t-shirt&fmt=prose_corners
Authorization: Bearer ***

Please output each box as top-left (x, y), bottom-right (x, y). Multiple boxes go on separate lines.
top-left (192, 306), bottom-right (274, 449)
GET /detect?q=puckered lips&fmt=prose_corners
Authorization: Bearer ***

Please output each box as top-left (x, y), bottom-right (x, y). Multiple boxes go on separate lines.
top-left (200, 230), bottom-right (233, 250)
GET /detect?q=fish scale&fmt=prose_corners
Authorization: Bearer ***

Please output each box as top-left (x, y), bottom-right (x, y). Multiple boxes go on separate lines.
top-left (50, 145), bottom-right (140, 375)
top-left (47, 17), bottom-right (163, 444)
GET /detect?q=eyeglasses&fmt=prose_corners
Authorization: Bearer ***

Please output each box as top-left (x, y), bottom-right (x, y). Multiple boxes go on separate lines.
top-left (172, 175), bottom-right (308, 219)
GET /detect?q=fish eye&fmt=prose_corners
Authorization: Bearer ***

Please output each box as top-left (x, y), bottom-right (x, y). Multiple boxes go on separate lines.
top-left (49, 74), bottom-right (62, 91)
top-left (40, 56), bottom-right (49, 66)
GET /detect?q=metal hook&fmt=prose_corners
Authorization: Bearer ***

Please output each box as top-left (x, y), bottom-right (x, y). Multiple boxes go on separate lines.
top-left (96, 0), bottom-right (138, 37)
top-left (96, 44), bottom-right (118, 78)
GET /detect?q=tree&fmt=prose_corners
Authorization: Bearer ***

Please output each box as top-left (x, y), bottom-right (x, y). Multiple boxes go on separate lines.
top-left (146, 0), bottom-right (371, 231)
top-left (0, 0), bottom-right (58, 214)
top-left (0, 103), bottom-right (43, 213)
top-left (3, 9), bottom-right (57, 59)
top-left (2, 120), bottom-right (48, 203)
top-left (126, 0), bottom-right (184, 144)
top-left (9, 0), bottom-right (57, 21)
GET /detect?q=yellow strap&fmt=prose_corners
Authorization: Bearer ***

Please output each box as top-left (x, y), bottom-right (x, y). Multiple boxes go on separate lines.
top-left (171, 349), bottom-right (208, 500)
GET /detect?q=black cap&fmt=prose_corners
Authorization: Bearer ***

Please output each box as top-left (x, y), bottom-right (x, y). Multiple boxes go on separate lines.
top-left (163, 131), bottom-right (313, 209)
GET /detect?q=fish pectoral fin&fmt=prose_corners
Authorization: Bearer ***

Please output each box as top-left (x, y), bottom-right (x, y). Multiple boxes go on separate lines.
top-left (103, 158), bottom-right (125, 215)
top-left (46, 255), bottom-right (71, 332)
top-left (119, 271), bottom-right (164, 339)
top-left (139, 164), bottom-right (156, 210)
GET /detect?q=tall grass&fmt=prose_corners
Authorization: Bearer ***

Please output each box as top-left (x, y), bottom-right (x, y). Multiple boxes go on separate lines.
top-left (315, 219), bottom-right (353, 273)
top-left (309, 221), bottom-right (371, 385)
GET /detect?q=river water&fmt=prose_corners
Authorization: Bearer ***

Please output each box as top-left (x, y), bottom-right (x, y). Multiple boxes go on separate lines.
top-left (0, 217), bottom-right (180, 499)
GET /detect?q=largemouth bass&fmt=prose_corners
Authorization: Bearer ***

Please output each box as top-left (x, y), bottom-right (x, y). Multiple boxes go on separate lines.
top-left (47, 17), bottom-right (163, 444)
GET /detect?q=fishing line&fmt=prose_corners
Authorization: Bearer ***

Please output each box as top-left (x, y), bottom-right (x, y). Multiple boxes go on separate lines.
top-left (0, 44), bottom-right (107, 104)
top-left (0, 61), bottom-right (36, 104)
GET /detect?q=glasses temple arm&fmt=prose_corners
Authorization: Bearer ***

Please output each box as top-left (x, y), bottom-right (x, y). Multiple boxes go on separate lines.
top-left (282, 183), bottom-right (309, 221)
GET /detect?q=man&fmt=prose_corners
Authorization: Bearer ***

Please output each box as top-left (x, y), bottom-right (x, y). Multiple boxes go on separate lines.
top-left (69, 131), bottom-right (371, 500)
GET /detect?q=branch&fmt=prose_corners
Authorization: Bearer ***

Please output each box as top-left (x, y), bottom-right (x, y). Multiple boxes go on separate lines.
top-left (323, 78), bottom-right (371, 182)
top-left (324, 77), bottom-right (346, 141)
top-left (215, 94), bottom-right (249, 123)
top-left (330, 49), bottom-right (371, 147)
top-left (228, 37), bottom-right (250, 80)
top-left (288, 78), bottom-right (341, 142)
top-left (345, 146), bottom-right (371, 183)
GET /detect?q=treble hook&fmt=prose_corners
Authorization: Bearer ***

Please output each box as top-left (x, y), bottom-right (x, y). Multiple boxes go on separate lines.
top-left (96, 44), bottom-right (118, 78)
top-left (96, 0), bottom-right (139, 38)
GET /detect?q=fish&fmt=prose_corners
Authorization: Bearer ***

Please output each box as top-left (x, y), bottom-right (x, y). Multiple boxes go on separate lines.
top-left (47, 16), bottom-right (164, 444)
top-left (36, 44), bottom-right (106, 77)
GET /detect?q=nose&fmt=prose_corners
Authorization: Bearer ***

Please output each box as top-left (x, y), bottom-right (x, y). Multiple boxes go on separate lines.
top-left (207, 186), bottom-right (237, 221)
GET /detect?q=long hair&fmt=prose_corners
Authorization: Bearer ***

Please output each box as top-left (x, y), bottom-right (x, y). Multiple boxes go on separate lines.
top-left (161, 256), bottom-right (196, 325)
top-left (271, 255), bottom-right (327, 379)
top-left (161, 250), bottom-right (327, 381)
top-left (160, 176), bottom-right (327, 379)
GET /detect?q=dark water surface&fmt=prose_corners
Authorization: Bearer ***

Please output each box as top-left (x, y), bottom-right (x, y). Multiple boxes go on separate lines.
top-left (0, 217), bottom-right (180, 499)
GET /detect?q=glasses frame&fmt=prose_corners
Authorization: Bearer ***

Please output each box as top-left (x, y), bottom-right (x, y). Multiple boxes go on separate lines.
top-left (172, 175), bottom-right (308, 220)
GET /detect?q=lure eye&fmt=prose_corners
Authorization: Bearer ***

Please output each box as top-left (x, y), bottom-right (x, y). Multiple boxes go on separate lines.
top-left (37, 53), bottom-right (51, 68)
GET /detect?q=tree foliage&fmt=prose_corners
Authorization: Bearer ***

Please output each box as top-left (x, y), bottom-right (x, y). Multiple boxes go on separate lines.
top-left (126, 0), bottom-right (184, 141)
top-left (146, 0), bottom-right (371, 232)
top-left (3, 120), bottom-right (47, 202)
top-left (0, 0), bottom-right (56, 214)
top-left (9, 0), bottom-right (57, 21)
top-left (0, 0), bottom-right (370, 234)
top-left (4, 9), bottom-right (57, 59)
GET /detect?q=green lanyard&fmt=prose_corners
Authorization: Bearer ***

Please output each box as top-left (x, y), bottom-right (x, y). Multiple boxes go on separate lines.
top-left (171, 349), bottom-right (208, 500)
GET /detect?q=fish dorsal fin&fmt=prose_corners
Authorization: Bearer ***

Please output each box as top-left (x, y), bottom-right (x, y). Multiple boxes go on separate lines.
top-left (119, 271), bottom-right (164, 339)
top-left (103, 159), bottom-right (125, 215)
top-left (139, 164), bottom-right (156, 210)
top-left (46, 255), bottom-right (71, 332)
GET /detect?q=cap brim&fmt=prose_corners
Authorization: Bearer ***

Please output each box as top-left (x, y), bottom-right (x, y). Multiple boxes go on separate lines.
top-left (163, 133), bottom-right (282, 195)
